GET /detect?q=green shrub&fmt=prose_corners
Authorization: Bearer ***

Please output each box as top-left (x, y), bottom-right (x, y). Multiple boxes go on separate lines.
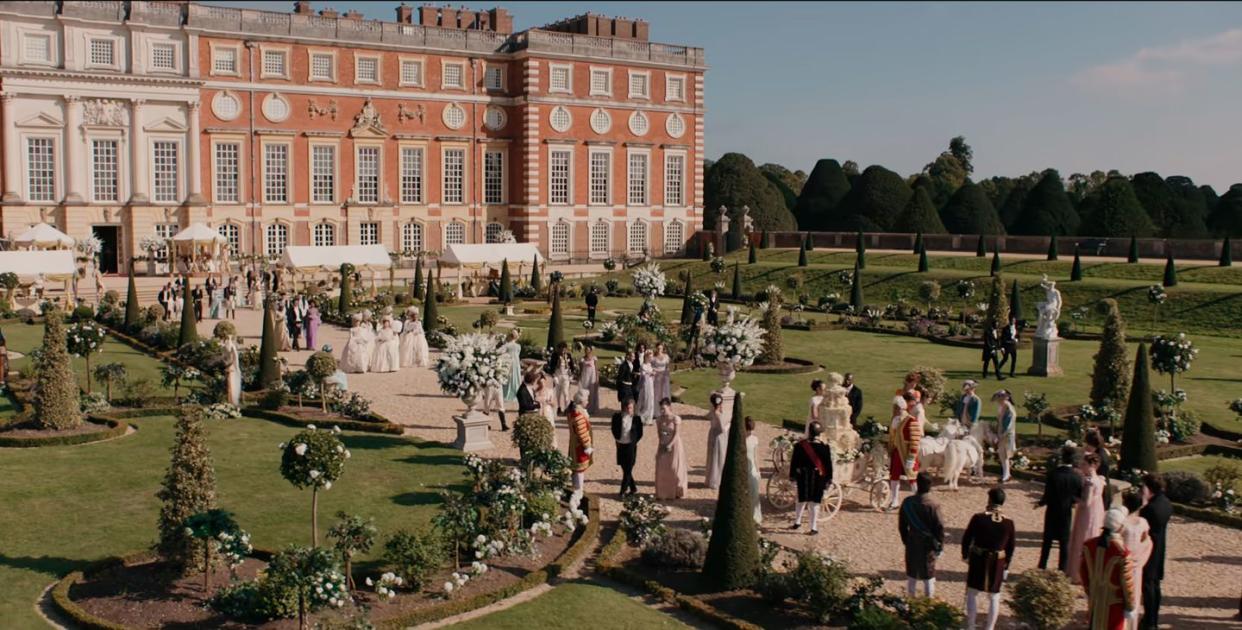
top-left (260, 388), bottom-right (288, 411)
top-left (905, 596), bottom-right (965, 629)
top-left (213, 321), bottom-right (237, 340)
top-left (512, 413), bottom-right (554, 463)
top-left (1204, 462), bottom-right (1242, 492)
top-left (1166, 409), bottom-right (1201, 442)
top-left (850, 605), bottom-right (905, 630)
top-left (118, 377), bottom-right (157, 408)
top-left (33, 310), bottom-right (83, 430)
top-left (786, 550), bottom-right (853, 624)
top-left (71, 305), bottom-right (94, 322)
top-left (524, 489), bottom-right (561, 528)
top-left (384, 529), bottom-right (446, 590)
top-left (641, 528), bottom-right (708, 569)
top-left (1006, 569), bottom-right (1077, 630)
top-left (210, 578), bottom-right (297, 623)
top-left (1163, 470), bottom-right (1210, 504)
top-left (620, 493), bottom-right (670, 545)
top-left (156, 407), bottom-right (217, 571)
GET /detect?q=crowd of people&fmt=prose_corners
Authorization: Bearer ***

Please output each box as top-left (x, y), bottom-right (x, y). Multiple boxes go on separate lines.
top-left (339, 306), bottom-right (430, 374)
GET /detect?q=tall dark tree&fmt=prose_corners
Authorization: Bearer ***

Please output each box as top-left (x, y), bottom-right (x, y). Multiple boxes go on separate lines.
top-left (1128, 236), bottom-right (1140, 263)
top-left (1012, 170), bottom-right (1080, 236)
top-left (546, 291), bottom-right (564, 350)
top-left (747, 239), bottom-right (757, 264)
top-left (975, 234), bottom-right (987, 257)
top-left (178, 280), bottom-right (197, 347)
top-left (1009, 279), bottom-right (1022, 322)
top-left (1131, 172), bottom-right (1209, 238)
top-left (731, 263), bottom-right (742, 300)
top-left (804, 232), bottom-right (815, 251)
top-left (1071, 247), bottom-right (1083, 281)
top-left (701, 394), bottom-right (760, 591)
top-left (411, 256), bottom-right (424, 300)
top-left (940, 181), bottom-right (1006, 235)
top-left (499, 259), bottom-right (513, 303)
top-left (856, 230), bottom-right (867, 269)
top-left (797, 236), bottom-right (808, 267)
top-left (761, 166), bottom-right (800, 214)
top-left (835, 165), bottom-right (913, 231)
top-left (918, 244), bottom-right (929, 273)
top-left (529, 255), bottom-right (542, 294)
top-left (850, 263), bottom-right (864, 311)
top-left (704, 153), bottom-right (797, 231)
top-left (1208, 184), bottom-right (1242, 237)
top-left (1119, 344), bottom-right (1158, 473)
top-left (990, 242), bottom-right (1002, 276)
top-left (124, 266), bottom-right (140, 330)
top-left (997, 176), bottom-right (1034, 231)
top-left (912, 232), bottom-right (923, 255)
top-left (759, 229), bottom-right (771, 249)
top-left (894, 187), bottom-right (947, 234)
top-left (257, 303), bottom-right (281, 388)
top-left (1077, 176), bottom-right (1156, 237)
top-left (949, 135), bottom-right (974, 174)
top-left (793, 159), bottom-right (852, 230)
top-left (1162, 251), bottom-right (1178, 287)
top-left (679, 273), bottom-right (695, 325)
top-left (422, 267), bottom-right (439, 333)
top-left (1221, 237), bottom-right (1233, 267)
top-left (1046, 235), bottom-right (1059, 261)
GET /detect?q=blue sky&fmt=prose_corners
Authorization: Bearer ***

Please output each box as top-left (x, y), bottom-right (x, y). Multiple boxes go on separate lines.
top-left (221, 1), bottom-right (1242, 190)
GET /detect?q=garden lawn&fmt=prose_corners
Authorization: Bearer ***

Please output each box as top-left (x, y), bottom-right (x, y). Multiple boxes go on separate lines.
top-left (1160, 454), bottom-right (1242, 493)
top-left (1, 321), bottom-right (175, 395)
top-left (0, 415), bottom-right (465, 630)
top-left (451, 581), bottom-right (689, 630)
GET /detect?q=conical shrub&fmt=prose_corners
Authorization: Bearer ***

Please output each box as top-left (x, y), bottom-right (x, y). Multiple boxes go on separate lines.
top-left (1009, 279), bottom-right (1022, 321)
top-left (33, 310), bottom-right (82, 430)
top-left (546, 291), bottom-right (564, 350)
top-left (797, 237), bottom-right (808, 267)
top-left (1220, 237), bottom-right (1233, 267)
top-left (178, 280), bottom-right (197, 347)
top-left (1128, 236), bottom-right (1140, 263)
top-left (912, 232), bottom-right (923, 255)
top-left (1089, 299), bottom-right (1131, 413)
top-left (257, 303), bottom-right (281, 388)
top-left (422, 267), bottom-right (439, 333)
top-left (1046, 235), bottom-right (1059, 261)
top-left (761, 230), bottom-right (772, 249)
top-left (984, 274), bottom-right (1008, 330)
top-left (679, 273), bottom-right (695, 326)
top-left (411, 256), bottom-right (423, 300)
top-left (976, 234), bottom-right (987, 257)
top-left (1162, 251), bottom-right (1178, 287)
top-left (1120, 343), bottom-right (1158, 473)
top-left (805, 232), bottom-right (815, 251)
top-left (701, 394), bottom-right (760, 590)
top-left (124, 266), bottom-right (140, 330)
top-left (339, 263), bottom-right (353, 315)
top-left (856, 231), bottom-right (867, 269)
top-left (156, 406), bottom-right (217, 571)
top-left (990, 243), bottom-right (1001, 276)
top-left (748, 239), bottom-right (757, 264)
top-left (731, 263), bottom-right (742, 300)
top-left (850, 263), bottom-right (864, 312)
top-left (529, 255), bottom-right (542, 294)
top-left (918, 245), bottom-right (929, 273)
top-left (499, 259), bottom-right (513, 303)
top-left (1071, 248), bottom-right (1083, 281)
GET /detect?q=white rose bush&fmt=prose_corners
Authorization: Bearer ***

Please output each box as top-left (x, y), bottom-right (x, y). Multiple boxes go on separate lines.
top-left (280, 425), bottom-right (349, 546)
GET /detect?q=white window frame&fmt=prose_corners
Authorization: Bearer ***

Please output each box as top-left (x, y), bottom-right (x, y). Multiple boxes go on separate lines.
top-left (211, 44), bottom-right (240, 77)
top-left (218, 223), bottom-right (241, 257)
top-left (355, 144), bottom-right (382, 204)
top-left (548, 63), bottom-right (572, 94)
top-left (483, 149), bottom-right (505, 205)
top-left (399, 57), bottom-right (424, 87)
top-left (401, 221), bottom-right (424, 253)
top-left (21, 32), bottom-right (55, 67)
top-left (354, 53), bottom-right (381, 85)
top-left (548, 147), bottom-right (572, 206)
top-left (550, 220), bottom-right (571, 259)
top-left (589, 67), bottom-right (612, 97)
top-left (86, 36), bottom-right (120, 71)
top-left (627, 149), bottom-right (650, 207)
top-left (25, 135), bottom-right (58, 202)
top-left (441, 60), bottom-right (466, 90)
top-left (90, 138), bottom-right (121, 203)
top-left (213, 139), bottom-right (242, 205)
top-left (442, 147), bottom-right (466, 205)
top-left (628, 220), bottom-right (648, 254)
top-left (260, 46), bottom-right (290, 80)
top-left (310, 143), bottom-right (336, 204)
top-left (400, 146), bottom-right (424, 204)
top-left (589, 149), bottom-right (611, 206)
top-left (359, 221), bottom-right (380, 246)
top-left (154, 223), bottom-right (178, 260)
top-left (313, 222), bottom-right (336, 247)
top-left (589, 220), bottom-right (610, 259)
top-left (150, 139), bottom-right (181, 203)
top-left (262, 141), bottom-right (291, 204)
top-left (308, 50), bottom-right (336, 82)
top-left (664, 220), bottom-right (684, 255)
top-left (666, 74), bottom-right (686, 103)
top-left (149, 41), bottom-right (180, 74)
top-left (444, 220), bottom-right (466, 245)
top-left (664, 152), bottom-right (686, 208)
top-left (628, 70), bottom-right (650, 100)
top-left (483, 63), bottom-right (505, 92)
top-left (265, 222), bottom-right (290, 257)
top-left (485, 222), bottom-right (505, 243)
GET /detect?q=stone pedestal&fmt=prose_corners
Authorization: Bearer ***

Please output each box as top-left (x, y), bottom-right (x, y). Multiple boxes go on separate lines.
top-left (503, 304), bottom-right (514, 316)
top-left (1028, 336), bottom-right (1063, 377)
top-left (718, 385), bottom-right (736, 424)
top-left (453, 410), bottom-right (493, 452)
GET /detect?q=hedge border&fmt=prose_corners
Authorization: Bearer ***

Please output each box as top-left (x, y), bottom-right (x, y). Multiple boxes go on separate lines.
top-left (374, 495), bottom-right (600, 629)
top-left (242, 406), bottom-right (405, 435)
top-left (0, 416), bottom-right (128, 448)
top-left (594, 526), bottom-right (763, 630)
top-left (738, 357), bottom-right (820, 375)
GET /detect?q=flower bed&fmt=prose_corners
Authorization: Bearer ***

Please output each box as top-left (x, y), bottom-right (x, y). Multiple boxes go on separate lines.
top-left (738, 356), bottom-right (819, 375)
top-left (0, 415), bottom-right (128, 448)
top-left (242, 405), bottom-right (405, 435)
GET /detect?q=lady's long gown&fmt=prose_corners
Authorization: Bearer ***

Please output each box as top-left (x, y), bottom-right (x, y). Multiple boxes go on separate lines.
top-left (305, 308), bottom-right (321, 350)
top-left (1067, 473), bottom-right (1106, 584)
top-left (651, 353), bottom-right (671, 403)
top-left (275, 309), bottom-right (292, 351)
top-left (746, 433), bottom-right (762, 524)
top-left (553, 359), bottom-right (573, 413)
top-left (538, 375), bottom-right (558, 448)
top-left (369, 327), bottom-right (401, 373)
top-left (636, 363), bottom-right (657, 424)
top-left (502, 341), bottom-right (522, 401)
top-left (704, 405), bottom-right (729, 489)
top-left (577, 356), bottom-right (600, 415)
top-left (399, 320), bottom-right (430, 367)
top-left (340, 326), bottom-right (372, 374)
top-left (224, 339), bottom-right (242, 406)
top-left (654, 413), bottom-right (688, 500)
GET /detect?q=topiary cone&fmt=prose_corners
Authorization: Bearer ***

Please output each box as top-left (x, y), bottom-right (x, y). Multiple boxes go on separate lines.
top-left (850, 262), bottom-right (864, 312)
top-left (760, 230), bottom-right (770, 249)
top-left (338, 263), bottom-right (353, 315)
top-left (178, 279), bottom-right (197, 347)
top-left (1071, 247), bottom-right (1083, 281)
top-left (918, 245), bottom-right (929, 273)
top-left (546, 290), bottom-right (564, 350)
top-left (856, 230), bottom-right (867, 269)
top-left (805, 232), bottom-right (815, 251)
top-left (991, 242), bottom-right (1002, 276)
top-left (1120, 343), bottom-right (1158, 473)
top-left (1162, 251), bottom-right (1178, 287)
top-left (1220, 237), bottom-right (1233, 267)
top-left (499, 258), bottom-right (513, 303)
top-left (257, 302), bottom-right (281, 388)
top-left (731, 262), bottom-right (742, 300)
top-left (976, 234), bottom-right (987, 257)
top-left (1009, 279), bottom-right (1022, 322)
top-left (124, 265), bottom-right (140, 330)
top-left (913, 231), bottom-right (923, 255)
top-left (1128, 235), bottom-right (1140, 264)
top-left (748, 239), bottom-right (757, 264)
top-left (1046, 235), bottom-right (1059, 261)
top-left (411, 256), bottom-right (424, 300)
top-left (679, 272), bottom-right (695, 326)
top-left (701, 393), bottom-right (760, 591)
top-left (33, 310), bottom-right (82, 430)
top-left (529, 255), bottom-right (542, 294)
top-left (422, 267), bottom-right (439, 333)
top-left (797, 237), bottom-right (808, 267)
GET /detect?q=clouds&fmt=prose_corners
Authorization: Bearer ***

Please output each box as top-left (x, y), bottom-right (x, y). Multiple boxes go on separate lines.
top-left (1073, 28), bottom-right (1242, 92)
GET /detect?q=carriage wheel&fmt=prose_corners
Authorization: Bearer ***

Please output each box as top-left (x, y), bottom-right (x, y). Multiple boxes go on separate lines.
top-left (868, 479), bottom-right (892, 512)
top-left (766, 475), bottom-right (797, 511)
top-left (821, 482), bottom-right (843, 520)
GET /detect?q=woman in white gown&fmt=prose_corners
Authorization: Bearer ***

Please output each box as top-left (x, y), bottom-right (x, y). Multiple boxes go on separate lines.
top-left (399, 307), bottom-right (430, 367)
top-left (339, 314), bottom-right (372, 374)
top-left (745, 416), bottom-right (762, 525)
top-left (650, 343), bottom-right (672, 403)
top-left (551, 342), bottom-right (574, 414)
top-left (576, 346), bottom-right (600, 415)
top-left (369, 316), bottom-right (401, 373)
top-left (224, 335), bottom-right (242, 406)
top-left (537, 371), bottom-right (559, 448)
top-left (636, 350), bottom-right (657, 424)
top-left (806, 379), bottom-right (825, 438)
top-left (704, 392), bottom-right (728, 489)
top-left (275, 299), bottom-right (293, 351)
top-left (360, 310), bottom-right (377, 367)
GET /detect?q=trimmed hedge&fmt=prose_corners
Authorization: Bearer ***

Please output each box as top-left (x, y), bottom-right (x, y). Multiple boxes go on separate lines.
top-left (242, 406), bottom-right (405, 435)
top-left (375, 495), bottom-right (600, 629)
top-left (0, 416), bottom-right (129, 448)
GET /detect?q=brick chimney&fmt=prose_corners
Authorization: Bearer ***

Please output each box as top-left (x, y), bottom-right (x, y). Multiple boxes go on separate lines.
top-left (293, 1), bottom-right (313, 15)
top-left (343, 9), bottom-right (363, 20)
top-left (319, 8), bottom-right (338, 18)
top-left (395, 3), bottom-right (413, 24)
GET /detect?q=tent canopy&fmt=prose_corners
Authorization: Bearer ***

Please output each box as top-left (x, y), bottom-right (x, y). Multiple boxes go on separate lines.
top-left (172, 223), bottom-right (226, 244)
top-left (279, 245), bottom-right (392, 273)
top-left (440, 243), bottom-right (542, 267)
top-left (0, 249), bottom-right (76, 280)
top-left (13, 223), bottom-right (74, 249)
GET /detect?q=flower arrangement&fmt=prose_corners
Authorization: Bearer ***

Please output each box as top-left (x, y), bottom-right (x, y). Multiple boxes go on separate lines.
top-left (581, 319), bottom-right (594, 330)
top-left (696, 309), bottom-right (766, 368)
top-left (138, 235), bottom-right (164, 253)
top-left (834, 448), bottom-right (862, 464)
top-left (1211, 484), bottom-right (1237, 513)
top-left (1155, 429), bottom-right (1171, 445)
top-left (550, 270), bottom-right (565, 284)
top-left (630, 263), bottom-right (667, 299)
top-left (598, 320), bottom-right (620, 341)
top-left (434, 332), bottom-right (507, 404)
top-left (710, 256), bottom-right (727, 273)
top-left (1147, 285), bottom-right (1168, 305)
top-left (688, 290), bottom-right (709, 312)
top-left (1150, 333), bottom-right (1198, 383)
top-left (620, 493), bottom-right (669, 545)
top-left (1011, 450), bottom-right (1032, 471)
top-left (76, 234), bottom-right (103, 260)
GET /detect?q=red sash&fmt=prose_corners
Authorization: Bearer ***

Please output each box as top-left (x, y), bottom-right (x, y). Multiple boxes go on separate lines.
top-left (800, 441), bottom-right (828, 477)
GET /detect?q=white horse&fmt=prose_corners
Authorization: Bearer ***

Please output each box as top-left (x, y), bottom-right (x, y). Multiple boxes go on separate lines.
top-left (942, 435), bottom-right (985, 490)
top-left (918, 418), bottom-right (968, 473)
top-left (970, 419), bottom-right (998, 478)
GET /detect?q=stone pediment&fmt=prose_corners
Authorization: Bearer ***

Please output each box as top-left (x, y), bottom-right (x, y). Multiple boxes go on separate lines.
top-left (15, 111), bottom-right (63, 128)
top-left (349, 124), bottom-right (387, 139)
top-left (144, 117), bottom-right (187, 133)
top-left (349, 98), bottom-right (387, 138)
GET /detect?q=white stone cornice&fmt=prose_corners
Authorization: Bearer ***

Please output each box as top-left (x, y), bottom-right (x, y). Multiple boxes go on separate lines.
top-left (0, 67), bottom-right (203, 88)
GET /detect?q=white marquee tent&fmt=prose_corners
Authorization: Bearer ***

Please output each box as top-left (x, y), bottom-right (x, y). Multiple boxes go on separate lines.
top-left (439, 244), bottom-right (543, 298)
top-left (0, 249), bottom-right (76, 280)
top-left (170, 223), bottom-right (228, 276)
top-left (12, 223), bottom-right (74, 250)
top-left (278, 245), bottom-right (392, 273)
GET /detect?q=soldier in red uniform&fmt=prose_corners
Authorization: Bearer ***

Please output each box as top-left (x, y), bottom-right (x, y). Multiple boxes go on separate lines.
top-left (887, 390), bottom-right (924, 510)
top-left (1080, 507), bottom-right (1138, 630)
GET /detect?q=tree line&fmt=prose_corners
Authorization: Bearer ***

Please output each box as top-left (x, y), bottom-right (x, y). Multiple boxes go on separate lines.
top-left (704, 137), bottom-right (1242, 240)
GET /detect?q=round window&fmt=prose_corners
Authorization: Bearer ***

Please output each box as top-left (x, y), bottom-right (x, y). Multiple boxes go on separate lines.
top-left (549, 106), bottom-right (571, 132)
top-left (261, 94), bottom-right (289, 123)
top-left (629, 111), bottom-right (649, 136)
top-left (665, 113), bottom-right (686, 139)
top-left (442, 103), bottom-right (466, 130)
top-left (212, 91), bottom-right (241, 121)
top-left (590, 108), bottom-right (612, 134)
top-left (484, 106), bottom-right (506, 131)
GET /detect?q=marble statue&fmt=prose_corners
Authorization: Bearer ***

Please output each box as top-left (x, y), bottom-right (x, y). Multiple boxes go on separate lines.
top-left (1034, 275), bottom-right (1062, 340)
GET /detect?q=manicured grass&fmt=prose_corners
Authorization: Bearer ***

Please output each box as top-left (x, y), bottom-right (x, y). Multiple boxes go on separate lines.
top-left (0, 415), bottom-right (465, 629)
top-left (1, 321), bottom-right (175, 394)
top-left (1160, 455), bottom-right (1242, 492)
top-left (451, 581), bottom-right (689, 630)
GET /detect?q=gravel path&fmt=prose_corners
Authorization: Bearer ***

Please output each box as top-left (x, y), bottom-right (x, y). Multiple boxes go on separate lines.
top-left (206, 308), bottom-right (1242, 628)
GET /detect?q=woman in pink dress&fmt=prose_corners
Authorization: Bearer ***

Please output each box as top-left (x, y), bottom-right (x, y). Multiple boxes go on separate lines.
top-left (654, 398), bottom-right (687, 500)
top-left (1067, 452), bottom-right (1106, 584)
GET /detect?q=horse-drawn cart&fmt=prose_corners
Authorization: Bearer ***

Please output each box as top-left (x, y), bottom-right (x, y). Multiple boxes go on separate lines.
top-left (765, 433), bottom-right (892, 519)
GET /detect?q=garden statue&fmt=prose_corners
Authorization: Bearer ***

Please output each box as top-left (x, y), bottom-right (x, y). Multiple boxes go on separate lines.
top-left (1033, 275), bottom-right (1062, 340)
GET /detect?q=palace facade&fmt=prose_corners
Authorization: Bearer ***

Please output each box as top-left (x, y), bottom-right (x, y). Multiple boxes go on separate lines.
top-left (0, 1), bottom-right (706, 273)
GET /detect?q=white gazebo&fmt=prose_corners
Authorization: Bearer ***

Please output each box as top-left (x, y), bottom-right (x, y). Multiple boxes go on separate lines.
top-left (439, 243), bottom-right (543, 299)
top-left (278, 244), bottom-right (392, 292)
top-left (12, 223), bottom-right (74, 250)
top-left (171, 223), bottom-right (228, 277)
top-left (0, 249), bottom-right (77, 305)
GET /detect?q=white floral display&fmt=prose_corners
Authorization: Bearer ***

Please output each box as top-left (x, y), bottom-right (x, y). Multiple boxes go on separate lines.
top-left (630, 262), bottom-right (667, 298)
top-left (76, 234), bottom-right (103, 259)
top-left (696, 308), bottom-right (766, 368)
top-left (434, 332), bottom-right (507, 402)
top-left (138, 235), bottom-right (164, 253)
top-left (368, 572), bottom-right (404, 599)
